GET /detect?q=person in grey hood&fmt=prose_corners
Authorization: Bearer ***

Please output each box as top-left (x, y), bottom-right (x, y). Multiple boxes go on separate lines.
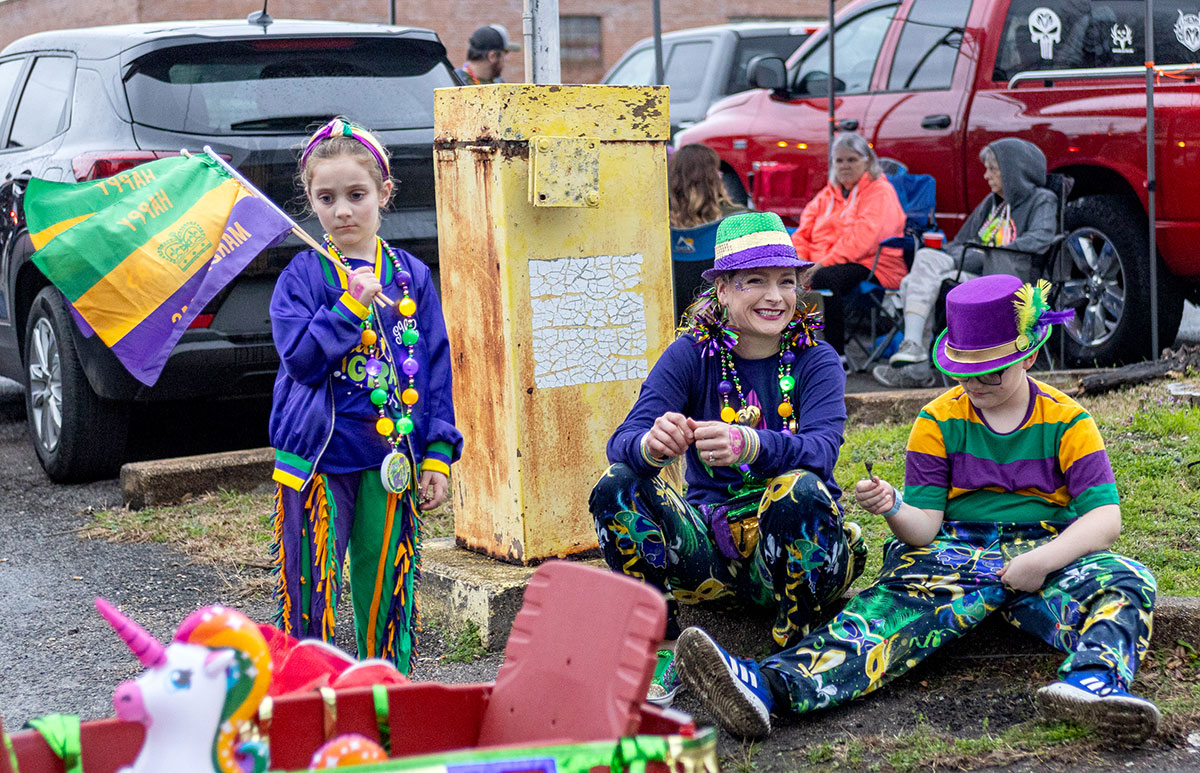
top-left (872, 138), bottom-right (1057, 387)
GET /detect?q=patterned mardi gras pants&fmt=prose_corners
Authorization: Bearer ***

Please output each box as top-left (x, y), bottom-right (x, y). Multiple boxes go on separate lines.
top-left (589, 463), bottom-right (867, 648)
top-left (272, 470), bottom-right (420, 674)
top-left (761, 520), bottom-right (1157, 714)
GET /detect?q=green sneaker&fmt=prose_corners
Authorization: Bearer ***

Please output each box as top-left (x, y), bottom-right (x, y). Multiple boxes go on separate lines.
top-left (648, 648), bottom-right (682, 707)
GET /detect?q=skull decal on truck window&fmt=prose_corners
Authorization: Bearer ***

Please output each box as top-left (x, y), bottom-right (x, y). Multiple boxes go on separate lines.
top-left (1175, 10), bottom-right (1200, 52)
top-left (1029, 7), bottom-right (1062, 59)
top-left (1110, 23), bottom-right (1134, 53)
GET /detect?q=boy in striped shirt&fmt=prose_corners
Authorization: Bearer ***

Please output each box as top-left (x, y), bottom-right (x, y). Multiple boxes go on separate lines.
top-left (674, 275), bottom-right (1159, 744)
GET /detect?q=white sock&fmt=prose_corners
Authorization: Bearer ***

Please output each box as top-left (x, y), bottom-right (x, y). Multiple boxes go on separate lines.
top-left (904, 313), bottom-right (926, 346)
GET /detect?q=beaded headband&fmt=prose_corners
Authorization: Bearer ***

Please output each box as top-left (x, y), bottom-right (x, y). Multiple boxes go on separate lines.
top-left (301, 118), bottom-right (390, 177)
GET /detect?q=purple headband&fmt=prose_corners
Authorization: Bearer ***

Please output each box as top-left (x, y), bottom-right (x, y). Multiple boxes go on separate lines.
top-left (301, 118), bottom-right (389, 177)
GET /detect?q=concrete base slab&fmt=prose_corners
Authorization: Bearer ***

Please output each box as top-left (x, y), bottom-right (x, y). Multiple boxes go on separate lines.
top-left (120, 447), bottom-right (274, 510)
top-left (419, 537), bottom-right (605, 650)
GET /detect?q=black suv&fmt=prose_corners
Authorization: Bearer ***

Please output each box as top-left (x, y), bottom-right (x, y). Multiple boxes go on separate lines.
top-left (0, 17), bottom-right (456, 481)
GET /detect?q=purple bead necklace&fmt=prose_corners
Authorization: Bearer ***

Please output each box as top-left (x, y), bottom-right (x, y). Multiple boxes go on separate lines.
top-left (324, 235), bottom-right (421, 450)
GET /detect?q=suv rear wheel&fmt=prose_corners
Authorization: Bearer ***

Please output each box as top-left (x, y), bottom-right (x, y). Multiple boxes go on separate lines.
top-left (1056, 195), bottom-right (1184, 366)
top-left (24, 287), bottom-right (129, 481)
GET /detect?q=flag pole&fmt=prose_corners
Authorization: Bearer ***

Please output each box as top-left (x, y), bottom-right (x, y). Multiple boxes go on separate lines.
top-left (193, 147), bottom-right (396, 308)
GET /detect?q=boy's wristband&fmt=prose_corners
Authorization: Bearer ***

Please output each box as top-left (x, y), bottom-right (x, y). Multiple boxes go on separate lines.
top-left (882, 485), bottom-right (904, 518)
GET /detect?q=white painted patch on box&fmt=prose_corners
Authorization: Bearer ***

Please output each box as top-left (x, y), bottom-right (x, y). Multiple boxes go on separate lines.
top-left (528, 253), bottom-right (649, 389)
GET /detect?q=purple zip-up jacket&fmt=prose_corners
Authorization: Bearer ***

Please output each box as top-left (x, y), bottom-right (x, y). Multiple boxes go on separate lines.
top-left (606, 335), bottom-right (847, 507)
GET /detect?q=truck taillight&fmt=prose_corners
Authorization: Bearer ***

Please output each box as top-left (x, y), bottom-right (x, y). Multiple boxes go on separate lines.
top-left (71, 151), bottom-right (234, 181)
top-left (188, 314), bottom-right (215, 329)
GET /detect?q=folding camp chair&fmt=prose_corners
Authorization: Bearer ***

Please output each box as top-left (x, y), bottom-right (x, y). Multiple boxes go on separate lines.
top-left (936, 173), bottom-right (1075, 370)
top-left (670, 220), bottom-right (721, 322)
top-left (841, 171), bottom-right (938, 372)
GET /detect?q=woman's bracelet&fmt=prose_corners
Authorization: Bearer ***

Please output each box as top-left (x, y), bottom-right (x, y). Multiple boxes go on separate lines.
top-left (731, 426), bottom-right (759, 466)
top-left (639, 432), bottom-right (672, 468)
top-left (882, 484), bottom-right (904, 518)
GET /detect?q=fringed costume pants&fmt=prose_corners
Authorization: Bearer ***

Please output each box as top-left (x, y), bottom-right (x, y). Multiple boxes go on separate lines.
top-left (590, 463), bottom-right (867, 648)
top-left (273, 470), bottom-right (420, 673)
top-left (760, 521), bottom-right (1157, 714)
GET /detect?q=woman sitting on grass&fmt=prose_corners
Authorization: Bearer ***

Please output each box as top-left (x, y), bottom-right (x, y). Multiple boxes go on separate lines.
top-left (590, 212), bottom-right (867, 709)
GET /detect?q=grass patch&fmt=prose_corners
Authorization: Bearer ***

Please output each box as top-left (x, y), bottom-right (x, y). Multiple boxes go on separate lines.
top-left (782, 635), bottom-right (1200, 771)
top-left (84, 489), bottom-right (275, 568)
top-left (835, 378), bottom-right (1200, 593)
top-left (721, 741), bottom-right (761, 773)
top-left (84, 489), bottom-right (455, 596)
top-left (443, 620), bottom-right (487, 663)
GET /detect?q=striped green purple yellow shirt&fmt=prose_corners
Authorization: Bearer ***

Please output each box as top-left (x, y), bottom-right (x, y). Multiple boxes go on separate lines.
top-left (904, 378), bottom-right (1118, 523)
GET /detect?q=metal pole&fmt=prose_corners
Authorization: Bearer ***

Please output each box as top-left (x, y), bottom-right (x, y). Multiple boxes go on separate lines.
top-left (389, 0), bottom-right (395, 25)
top-left (1146, 4), bottom-right (1159, 357)
top-left (524, 0), bottom-right (562, 84)
top-left (652, 0), bottom-right (665, 86)
top-left (827, 0), bottom-right (836, 156)
top-left (524, 0), bottom-right (534, 82)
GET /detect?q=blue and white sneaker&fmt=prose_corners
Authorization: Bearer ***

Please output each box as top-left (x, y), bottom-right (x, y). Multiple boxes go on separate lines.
top-left (676, 627), bottom-right (775, 738)
top-left (1037, 669), bottom-right (1160, 746)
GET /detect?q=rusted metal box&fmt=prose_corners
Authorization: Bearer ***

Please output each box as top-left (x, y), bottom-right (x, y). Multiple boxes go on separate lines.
top-left (433, 84), bottom-right (672, 563)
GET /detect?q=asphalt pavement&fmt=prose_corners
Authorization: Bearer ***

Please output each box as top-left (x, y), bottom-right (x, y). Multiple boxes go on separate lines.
top-left (0, 377), bottom-right (500, 733)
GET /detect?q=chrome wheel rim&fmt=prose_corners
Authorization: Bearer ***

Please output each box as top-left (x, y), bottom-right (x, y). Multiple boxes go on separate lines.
top-left (1057, 226), bottom-right (1125, 348)
top-left (28, 316), bottom-right (62, 454)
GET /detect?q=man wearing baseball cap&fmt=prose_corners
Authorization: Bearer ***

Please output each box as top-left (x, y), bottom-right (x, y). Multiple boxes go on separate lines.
top-left (455, 24), bottom-right (521, 85)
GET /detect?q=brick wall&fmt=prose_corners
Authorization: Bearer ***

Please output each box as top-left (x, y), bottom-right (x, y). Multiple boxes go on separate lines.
top-left (0, 0), bottom-right (826, 82)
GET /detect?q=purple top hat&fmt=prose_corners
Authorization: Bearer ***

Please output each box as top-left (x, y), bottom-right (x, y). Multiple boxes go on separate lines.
top-left (933, 275), bottom-right (1074, 378)
top-left (701, 212), bottom-right (813, 281)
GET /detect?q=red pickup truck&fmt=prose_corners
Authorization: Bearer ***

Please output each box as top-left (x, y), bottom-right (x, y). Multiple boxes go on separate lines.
top-left (675, 0), bottom-right (1198, 365)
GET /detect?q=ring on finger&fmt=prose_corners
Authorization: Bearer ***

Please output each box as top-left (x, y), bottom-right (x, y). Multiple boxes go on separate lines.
top-left (707, 451), bottom-right (715, 463)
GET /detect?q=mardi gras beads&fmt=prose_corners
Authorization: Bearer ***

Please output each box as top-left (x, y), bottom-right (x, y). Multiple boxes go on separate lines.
top-left (325, 236), bottom-right (422, 492)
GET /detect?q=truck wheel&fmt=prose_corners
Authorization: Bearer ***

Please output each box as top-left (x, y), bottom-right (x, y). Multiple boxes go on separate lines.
top-left (24, 287), bottom-right (129, 481)
top-left (722, 170), bottom-right (749, 206)
top-left (1055, 195), bottom-right (1184, 366)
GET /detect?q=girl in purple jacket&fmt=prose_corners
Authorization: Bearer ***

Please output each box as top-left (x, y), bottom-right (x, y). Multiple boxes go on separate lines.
top-left (268, 119), bottom-right (461, 672)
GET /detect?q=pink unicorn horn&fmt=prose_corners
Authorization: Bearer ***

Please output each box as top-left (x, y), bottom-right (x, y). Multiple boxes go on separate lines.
top-left (95, 597), bottom-right (166, 668)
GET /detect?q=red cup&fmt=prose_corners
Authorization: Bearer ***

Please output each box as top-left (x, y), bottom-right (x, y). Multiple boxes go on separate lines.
top-left (922, 230), bottom-right (945, 249)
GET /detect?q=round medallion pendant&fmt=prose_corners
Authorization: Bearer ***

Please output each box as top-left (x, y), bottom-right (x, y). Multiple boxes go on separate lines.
top-left (380, 451), bottom-right (413, 494)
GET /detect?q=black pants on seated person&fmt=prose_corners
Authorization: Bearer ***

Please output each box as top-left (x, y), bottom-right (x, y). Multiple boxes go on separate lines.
top-left (808, 263), bottom-right (871, 355)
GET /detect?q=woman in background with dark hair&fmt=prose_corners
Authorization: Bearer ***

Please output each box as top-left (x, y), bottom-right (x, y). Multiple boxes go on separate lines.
top-left (669, 144), bottom-right (747, 228)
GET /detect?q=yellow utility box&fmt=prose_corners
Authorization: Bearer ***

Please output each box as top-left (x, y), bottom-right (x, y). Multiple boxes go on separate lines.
top-left (434, 84), bottom-right (673, 564)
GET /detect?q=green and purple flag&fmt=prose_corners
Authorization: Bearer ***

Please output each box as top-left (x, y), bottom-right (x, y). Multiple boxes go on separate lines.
top-left (25, 154), bottom-right (293, 385)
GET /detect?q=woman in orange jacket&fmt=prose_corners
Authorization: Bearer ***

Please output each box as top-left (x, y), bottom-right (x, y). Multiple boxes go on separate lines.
top-left (792, 133), bottom-right (906, 359)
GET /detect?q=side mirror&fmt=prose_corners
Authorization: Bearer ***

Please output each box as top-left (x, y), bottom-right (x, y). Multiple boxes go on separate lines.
top-left (796, 70), bottom-right (846, 96)
top-left (747, 55), bottom-right (788, 97)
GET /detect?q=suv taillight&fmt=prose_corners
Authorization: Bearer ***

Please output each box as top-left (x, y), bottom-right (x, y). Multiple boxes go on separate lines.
top-left (72, 151), bottom-right (173, 181)
top-left (72, 151), bottom-right (237, 182)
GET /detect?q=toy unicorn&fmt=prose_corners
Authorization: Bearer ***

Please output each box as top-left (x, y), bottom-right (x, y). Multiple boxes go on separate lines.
top-left (95, 599), bottom-right (272, 773)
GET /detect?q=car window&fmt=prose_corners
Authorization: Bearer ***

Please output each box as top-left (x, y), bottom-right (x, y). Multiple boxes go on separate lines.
top-left (664, 41), bottom-right (713, 101)
top-left (123, 38), bottom-right (455, 135)
top-left (993, 0), bottom-right (1195, 80)
top-left (726, 33), bottom-right (810, 94)
top-left (8, 56), bottom-right (74, 149)
top-left (792, 5), bottom-right (897, 95)
top-left (887, 0), bottom-right (971, 89)
top-left (0, 59), bottom-right (26, 129)
top-left (605, 46), bottom-right (657, 85)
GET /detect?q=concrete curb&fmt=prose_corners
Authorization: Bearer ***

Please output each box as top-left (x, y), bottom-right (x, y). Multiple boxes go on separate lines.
top-left (120, 447), bottom-right (274, 510)
top-left (843, 371), bottom-right (1092, 425)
